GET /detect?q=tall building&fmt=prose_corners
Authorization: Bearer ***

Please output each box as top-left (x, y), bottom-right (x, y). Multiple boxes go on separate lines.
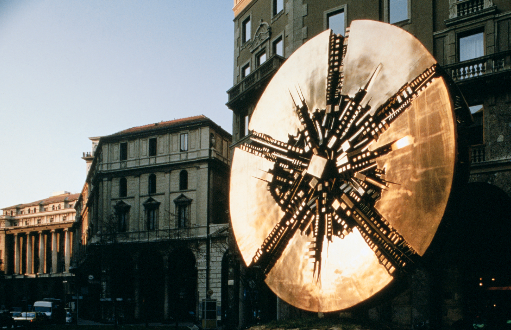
top-left (226, 0), bottom-right (511, 328)
top-left (75, 115), bottom-right (232, 325)
top-left (0, 192), bottom-right (80, 308)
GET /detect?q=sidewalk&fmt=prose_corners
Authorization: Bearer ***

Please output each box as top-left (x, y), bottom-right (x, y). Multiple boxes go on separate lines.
top-left (77, 318), bottom-right (107, 325)
top-left (77, 318), bottom-right (197, 328)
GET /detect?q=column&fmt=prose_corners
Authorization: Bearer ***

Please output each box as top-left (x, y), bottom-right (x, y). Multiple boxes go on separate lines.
top-left (163, 254), bottom-right (170, 320)
top-left (38, 231), bottom-right (45, 274)
top-left (31, 235), bottom-right (35, 273)
top-left (133, 254), bottom-right (140, 320)
top-left (19, 235), bottom-right (24, 274)
top-left (51, 230), bottom-right (58, 273)
top-left (26, 233), bottom-right (32, 274)
top-left (44, 233), bottom-right (48, 273)
top-left (14, 233), bottom-right (20, 275)
top-left (64, 229), bottom-right (71, 273)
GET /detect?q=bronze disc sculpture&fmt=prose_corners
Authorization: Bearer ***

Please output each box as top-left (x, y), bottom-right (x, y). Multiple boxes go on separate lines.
top-left (230, 20), bottom-right (470, 312)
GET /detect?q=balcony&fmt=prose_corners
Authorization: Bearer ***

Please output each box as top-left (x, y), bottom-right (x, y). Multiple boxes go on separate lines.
top-left (91, 224), bottom-right (229, 244)
top-left (447, 0), bottom-right (497, 25)
top-left (443, 50), bottom-right (511, 83)
top-left (471, 144), bottom-right (486, 163)
top-left (226, 55), bottom-right (285, 111)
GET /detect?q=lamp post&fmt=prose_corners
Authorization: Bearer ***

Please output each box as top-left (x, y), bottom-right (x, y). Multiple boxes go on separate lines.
top-left (69, 266), bottom-right (78, 324)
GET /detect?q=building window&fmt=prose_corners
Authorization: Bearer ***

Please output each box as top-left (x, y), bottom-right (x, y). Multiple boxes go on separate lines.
top-left (327, 9), bottom-right (345, 36)
top-left (468, 105), bottom-right (484, 146)
top-left (119, 177), bottom-right (127, 197)
top-left (242, 16), bottom-right (251, 44)
top-left (149, 138), bottom-right (157, 156)
top-left (256, 50), bottom-right (267, 67)
top-left (180, 133), bottom-right (188, 152)
top-left (273, 36), bottom-right (283, 56)
top-left (120, 142), bottom-right (128, 161)
top-left (143, 198), bottom-right (160, 231)
top-left (389, 0), bottom-right (409, 24)
top-left (115, 201), bottom-right (131, 233)
top-left (177, 204), bottom-right (189, 228)
top-left (273, 0), bottom-right (283, 16)
top-left (37, 219), bottom-right (41, 224)
top-left (52, 205), bottom-right (55, 211)
top-left (147, 209), bottom-right (156, 230)
top-left (148, 174), bottom-right (156, 194)
top-left (241, 63), bottom-right (251, 78)
top-left (180, 170), bottom-right (188, 190)
top-left (459, 31), bottom-right (484, 62)
top-left (118, 212), bottom-right (128, 232)
top-left (49, 218), bottom-right (53, 223)
top-left (63, 216), bottom-right (67, 221)
top-left (174, 194), bottom-right (192, 229)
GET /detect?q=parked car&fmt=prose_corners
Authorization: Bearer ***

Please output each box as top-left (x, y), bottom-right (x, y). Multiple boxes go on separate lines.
top-left (13, 312), bottom-right (49, 327)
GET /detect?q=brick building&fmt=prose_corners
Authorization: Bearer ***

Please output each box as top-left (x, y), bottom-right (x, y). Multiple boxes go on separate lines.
top-left (74, 115), bottom-right (232, 325)
top-left (226, 0), bottom-right (511, 329)
top-left (0, 192), bottom-right (80, 309)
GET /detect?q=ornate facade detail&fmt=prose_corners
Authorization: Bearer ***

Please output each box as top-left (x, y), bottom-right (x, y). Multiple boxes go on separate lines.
top-left (241, 20), bottom-right (271, 52)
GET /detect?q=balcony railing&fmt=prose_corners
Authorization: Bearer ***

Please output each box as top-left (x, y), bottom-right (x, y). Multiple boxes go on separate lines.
top-left (227, 55), bottom-right (285, 106)
top-left (449, 0), bottom-right (495, 20)
top-left (91, 224), bottom-right (228, 244)
top-left (443, 50), bottom-right (511, 82)
top-left (471, 144), bottom-right (486, 163)
top-left (456, 0), bottom-right (484, 17)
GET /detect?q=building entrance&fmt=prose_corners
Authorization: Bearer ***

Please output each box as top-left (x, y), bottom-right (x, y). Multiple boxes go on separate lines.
top-left (168, 248), bottom-right (197, 321)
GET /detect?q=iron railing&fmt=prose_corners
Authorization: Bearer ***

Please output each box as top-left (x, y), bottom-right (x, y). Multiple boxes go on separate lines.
top-left (92, 224), bottom-right (228, 244)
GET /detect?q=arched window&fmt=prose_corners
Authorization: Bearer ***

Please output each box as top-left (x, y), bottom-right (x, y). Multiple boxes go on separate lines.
top-left (179, 170), bottom-right (188, 190)
top-left (148, 174), bottom-right (156, 194)
top-left (119, 177), bottom-right (127, 197)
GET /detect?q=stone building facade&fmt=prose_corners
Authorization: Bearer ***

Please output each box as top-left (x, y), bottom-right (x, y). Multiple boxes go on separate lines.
top-left (226, 0), bottom-right (511, 329)
top-left (0, 192), bottom-right (80, 308)
top-left (75, 115), bottom-right (232, 325)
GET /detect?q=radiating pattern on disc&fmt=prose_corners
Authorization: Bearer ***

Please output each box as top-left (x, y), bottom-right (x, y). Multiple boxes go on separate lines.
top-left (230, 21), bottom-right (457, 312)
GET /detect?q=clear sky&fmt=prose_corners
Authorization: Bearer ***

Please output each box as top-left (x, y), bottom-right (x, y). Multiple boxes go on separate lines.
top-left (0, 1), bottom-right (235, 209)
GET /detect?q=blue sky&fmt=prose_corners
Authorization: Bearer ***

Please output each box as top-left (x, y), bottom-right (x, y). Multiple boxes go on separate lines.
top-left (0, 1), bottom-right (234, 209)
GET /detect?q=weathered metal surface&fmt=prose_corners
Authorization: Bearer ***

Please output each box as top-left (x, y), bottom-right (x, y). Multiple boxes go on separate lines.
top-left (230, 20), bottom-right (463, 312)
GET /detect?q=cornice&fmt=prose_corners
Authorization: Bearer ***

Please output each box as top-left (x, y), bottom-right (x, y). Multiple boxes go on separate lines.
top-left (233, 0), bottom-right (254, 18)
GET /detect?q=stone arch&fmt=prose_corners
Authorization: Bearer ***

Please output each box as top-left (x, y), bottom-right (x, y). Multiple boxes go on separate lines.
top-left (167, 246), bottom-right (197, 321)
top-left (139, 249), bottom-right (164, 321)
top-left (439, 182), bottom-right (511, 322)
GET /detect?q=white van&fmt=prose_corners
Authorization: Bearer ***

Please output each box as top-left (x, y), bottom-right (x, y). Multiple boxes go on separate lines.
top-left (33, 301), bottom-right (53, 319)
top-left (34, 300), bottom-right (65, 324)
